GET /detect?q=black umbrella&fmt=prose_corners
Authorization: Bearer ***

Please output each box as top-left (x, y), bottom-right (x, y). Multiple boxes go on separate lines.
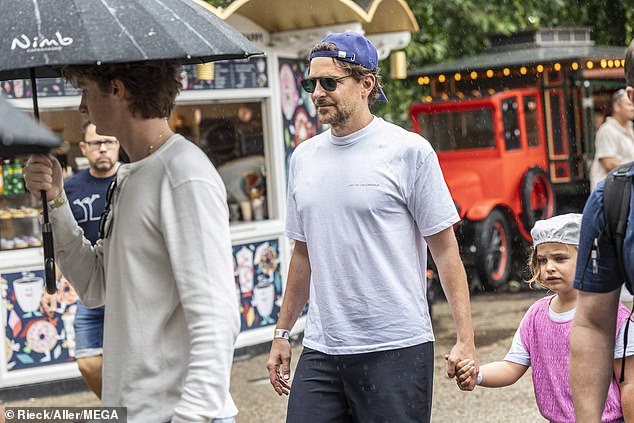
top-left (0, 96), bottom-right (60, 156)
top-left (0, 97), bottom-right (61, 290)
top-left (0, 0), bottom-right (263, 294)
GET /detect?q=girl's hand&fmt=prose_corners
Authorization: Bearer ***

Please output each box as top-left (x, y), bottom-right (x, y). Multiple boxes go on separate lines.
top-left (446, 355), bottom-right (477, 389)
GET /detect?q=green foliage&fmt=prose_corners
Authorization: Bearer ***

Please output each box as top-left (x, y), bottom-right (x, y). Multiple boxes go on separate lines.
top-left (204, 0), bottom-right (233, 8)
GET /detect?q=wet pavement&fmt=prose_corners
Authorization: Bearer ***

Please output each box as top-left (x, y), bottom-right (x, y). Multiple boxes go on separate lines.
top-left (4, 290), bottom-right (629, 422)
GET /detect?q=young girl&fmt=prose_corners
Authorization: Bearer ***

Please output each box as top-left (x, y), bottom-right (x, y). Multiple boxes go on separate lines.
top-left (456, 213), bottom-right (634, 422)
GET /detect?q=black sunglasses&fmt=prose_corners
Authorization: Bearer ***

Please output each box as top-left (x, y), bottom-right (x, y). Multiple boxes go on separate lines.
top-left (301, 74), bottom-right (352, 93)
top-left (98, 178), bottom-right (117, 239)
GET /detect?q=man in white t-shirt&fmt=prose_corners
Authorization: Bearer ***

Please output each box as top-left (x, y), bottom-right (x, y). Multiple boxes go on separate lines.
top-left (266, 32), bottom-right (477, 422)
top-left (589, 88), bottom-right (634, 190)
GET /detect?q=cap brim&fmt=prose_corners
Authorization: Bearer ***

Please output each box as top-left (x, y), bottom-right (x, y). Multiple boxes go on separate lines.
top-left (376, 87), bottom-right (388, 103)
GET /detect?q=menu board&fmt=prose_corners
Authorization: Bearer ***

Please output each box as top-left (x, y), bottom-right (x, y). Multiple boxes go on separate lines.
top-left (0, 57), bottom-right (268, 99)
top-left (181, 56), bottom-right (268, 91)
top-left (1, 78), bottom-right (81, 99)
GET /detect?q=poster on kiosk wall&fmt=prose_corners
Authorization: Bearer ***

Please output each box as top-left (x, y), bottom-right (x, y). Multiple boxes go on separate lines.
top-left (233, 239), bottom-right (283, 331)
top-left (2, 270), bottom-right (78, 371)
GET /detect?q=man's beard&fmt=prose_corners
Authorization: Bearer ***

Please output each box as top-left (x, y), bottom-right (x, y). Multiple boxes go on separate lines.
top-left (93, 160), bottom-right (115, 172)
top-left (316, 103), bottom-right (353, 129)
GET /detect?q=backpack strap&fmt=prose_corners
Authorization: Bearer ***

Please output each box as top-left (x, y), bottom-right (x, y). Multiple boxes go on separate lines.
top-left (620, 310), bottom-right (633, 383)
top-left (602, 161), bottom-right (633, 291)
top-left (602, 162), bottom-right (634, 383)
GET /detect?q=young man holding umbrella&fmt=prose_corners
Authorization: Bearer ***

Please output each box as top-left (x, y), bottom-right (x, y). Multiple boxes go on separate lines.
top-left (24, 61), bottom-right (239, 423)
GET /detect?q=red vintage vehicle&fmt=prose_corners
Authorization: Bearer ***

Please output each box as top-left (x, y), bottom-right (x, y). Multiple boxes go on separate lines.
top-left (410, 28), bottom-right (626, 290)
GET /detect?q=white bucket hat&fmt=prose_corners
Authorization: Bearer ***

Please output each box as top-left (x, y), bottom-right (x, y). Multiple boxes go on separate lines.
top-left (530, 213), bottom-right (582, 247)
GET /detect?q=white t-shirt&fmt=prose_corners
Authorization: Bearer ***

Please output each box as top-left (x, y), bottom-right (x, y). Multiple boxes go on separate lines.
top-left (589, 117), bottom-right (634, 190)
top-left (285, 117), bottom-right (459, 354)
top-left (505, 304), bottom-right (634, 365)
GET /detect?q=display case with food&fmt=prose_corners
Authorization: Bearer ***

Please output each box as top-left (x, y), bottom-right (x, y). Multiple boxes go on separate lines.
top-left (0, 158), bottom-right (42, 252)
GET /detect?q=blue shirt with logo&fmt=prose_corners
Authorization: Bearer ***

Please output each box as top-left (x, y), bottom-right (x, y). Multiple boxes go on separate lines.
top-left (574, 164), bottom-right (634, 293)
top-left (64, 169), bottom-right (116, 246)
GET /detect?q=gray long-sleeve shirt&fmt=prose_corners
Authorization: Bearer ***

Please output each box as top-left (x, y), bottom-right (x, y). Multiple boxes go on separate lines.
top-left (51, 135), bottom-right (239, 422)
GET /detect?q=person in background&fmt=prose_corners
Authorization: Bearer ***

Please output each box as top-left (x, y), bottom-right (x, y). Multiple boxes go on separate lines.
top-left (40, 121), bottom-right (119, 398)
top-left (266, 32), bottom-right (476, 422)
top-left (589, 88), bottom-right (634, 190)
top-left (25, 60), bottom-right (239, 423)
top-left (456, 214), bottom-right (633, 422)
top-left (570, 38), bottom-right (634, 423)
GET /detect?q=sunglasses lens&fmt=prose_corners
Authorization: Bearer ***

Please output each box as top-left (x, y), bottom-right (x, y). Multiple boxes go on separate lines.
top-left (320, 77), bottom-right (338, 91)
top-left (301, 79), bottom-right (316, 93)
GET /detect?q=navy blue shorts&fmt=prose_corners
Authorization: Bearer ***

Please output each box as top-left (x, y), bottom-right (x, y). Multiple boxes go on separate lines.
top-left (73, 302), bottom-right (104, 358)
top-left (287, 342), bottom-right (434, 423)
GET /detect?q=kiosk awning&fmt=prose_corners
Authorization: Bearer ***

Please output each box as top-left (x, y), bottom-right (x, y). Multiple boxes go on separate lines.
top-left (210, 0), bottom-right (419, 34)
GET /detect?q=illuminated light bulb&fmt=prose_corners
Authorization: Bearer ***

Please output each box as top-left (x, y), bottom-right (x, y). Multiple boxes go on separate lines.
top-left (586, 61), bottom-right (594, 69)
top-left (572, 62), bottom-right (579, 70)
top-left (600, 59), bottom-right (607, 68)
top-left (520, 67), bottom-right (527, 75)
top-left (486, 69), bottom-right (494, 78)
top-left (454, 73), bottom-right (462, 81)
top-left (536, 65), bottom-right (544, 73)
top-left (418, 77), bottom-right (424, 85)
top-left (554, 63), bottom-right (561, 71)
top-left (503, 68), bottom-right (510, 76)
top-left (608, 60), bottom-right (614, 68)
top-left (470, 71), bottom-right (478, 79)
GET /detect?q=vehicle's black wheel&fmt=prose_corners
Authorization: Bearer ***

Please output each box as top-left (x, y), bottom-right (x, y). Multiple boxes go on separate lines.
top-left (520, 167), bottom-right (556, 232)
top-left (474, 209), bottom-right (513, 291)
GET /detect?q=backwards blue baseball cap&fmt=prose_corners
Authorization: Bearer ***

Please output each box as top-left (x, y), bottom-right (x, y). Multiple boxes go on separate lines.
top-left (309, 32), bottom-right (388, 103)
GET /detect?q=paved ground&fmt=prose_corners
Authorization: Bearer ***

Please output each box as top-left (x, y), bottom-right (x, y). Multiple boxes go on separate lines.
top-left (4, 290), bottom-right (631, 422)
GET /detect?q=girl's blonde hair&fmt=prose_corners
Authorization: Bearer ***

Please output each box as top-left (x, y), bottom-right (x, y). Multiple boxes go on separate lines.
top-left (526, 243), bottom-right (578, 289)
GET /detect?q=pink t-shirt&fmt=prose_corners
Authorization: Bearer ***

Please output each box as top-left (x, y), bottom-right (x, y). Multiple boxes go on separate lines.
top-left (519, 296), bottom-right (630, 422)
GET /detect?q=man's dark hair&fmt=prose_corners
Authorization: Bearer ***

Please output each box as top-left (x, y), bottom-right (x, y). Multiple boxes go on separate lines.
top-left (62, 61), bottom-right (182, 119)
top-left (309, 42), bottom-right (383, 104)
top-left (80, 120), bottom-right (92, 140)
top-left (626, 39), bottom-right (634, 88)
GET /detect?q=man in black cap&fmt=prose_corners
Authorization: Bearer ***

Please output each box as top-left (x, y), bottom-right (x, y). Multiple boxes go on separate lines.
top-left (266, 32), bottom-right (477, 422)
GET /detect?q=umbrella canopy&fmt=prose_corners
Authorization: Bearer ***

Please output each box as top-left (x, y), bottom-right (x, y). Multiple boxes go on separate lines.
top-left (0, 96), bottom-right (60, 155)
top-left (0, 0), bottom-right (262, 295)
top-left (0, 0), bottom-right (262, 81)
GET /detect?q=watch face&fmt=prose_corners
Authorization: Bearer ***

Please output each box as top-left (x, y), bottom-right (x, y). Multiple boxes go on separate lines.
top-left (274, 329), bottom-right (290, 339)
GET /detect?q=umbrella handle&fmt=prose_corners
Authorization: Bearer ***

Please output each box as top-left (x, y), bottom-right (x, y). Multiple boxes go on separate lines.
top-left (41, 190), bottom-right (57, 294)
